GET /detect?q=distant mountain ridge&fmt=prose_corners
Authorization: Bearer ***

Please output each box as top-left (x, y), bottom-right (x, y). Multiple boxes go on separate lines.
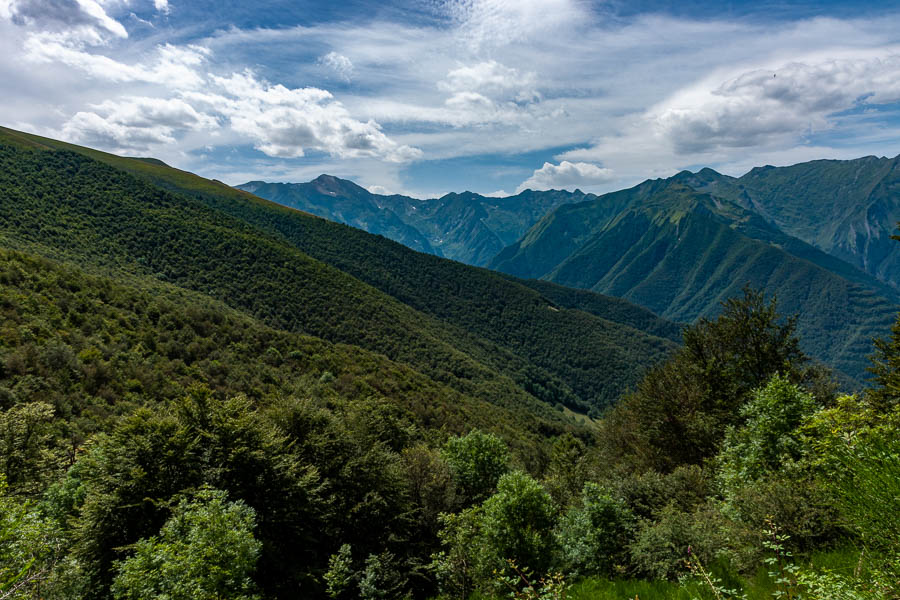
top-left (237, 177), bottom-right (591, 266)
top-left (489, 161), bottom-right (900, 385)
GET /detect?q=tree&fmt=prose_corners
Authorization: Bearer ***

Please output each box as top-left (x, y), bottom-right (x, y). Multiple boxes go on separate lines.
top-left (111, 487), bottom-right (261, 600)
top-left (441, 430), bottom-right (509, 506)
top-left (555, 482), bottom-right (633, 577)
top-left (542, 433), bottom-right (588, 509)
top-left (0, 402), bottom-right (63, 497)
top-left (717, 374), bottom-right (818, 495)
top-left (480, 471), bottom-right (557, 581)
top-left (0, 476), bottom-right (62, 599)
top-left (602, 287), bottom-right (812, 471)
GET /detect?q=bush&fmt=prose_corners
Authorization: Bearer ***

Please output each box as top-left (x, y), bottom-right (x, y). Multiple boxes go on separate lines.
top-left (111, 487), bottom-right (262, 600)
top-left (555, 482), bottom-right (633, 577)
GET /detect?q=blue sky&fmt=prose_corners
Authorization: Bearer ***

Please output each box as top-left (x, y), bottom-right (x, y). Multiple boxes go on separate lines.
top-left (3, 0), bottom-right (900, 198)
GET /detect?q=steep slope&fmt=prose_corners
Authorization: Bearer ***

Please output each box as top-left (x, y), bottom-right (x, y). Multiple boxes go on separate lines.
top-left (0, 248), bottom-right (551, 459)
top-left (491, 179), bottom-right (899, 384)
top-left (236, 178), bottom-right (588, 266)
top-left (0, 126), bottom-right (678, 412)
top-left (686, 156), bottom-right (900, 289)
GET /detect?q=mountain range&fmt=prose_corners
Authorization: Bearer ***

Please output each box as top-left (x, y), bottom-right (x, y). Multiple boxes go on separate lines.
top-left (236, 178), bottom-right (589, 266)
top-left (0, 125), bottom-right (680, 440)
top-left (242, 156), bottom-right (900, 386)
top-left (491, 164), bottom-right (900, 384)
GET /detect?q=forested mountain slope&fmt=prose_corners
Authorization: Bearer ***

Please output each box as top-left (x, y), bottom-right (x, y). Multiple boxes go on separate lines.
top-left (694, 155), bottom-right (900, 288)
top-left (237, 177), bottom-right (588, 266)
top-left (490, 177), bottom-right (900, 384)
top-left (0, 126), bottom-right (677, 413)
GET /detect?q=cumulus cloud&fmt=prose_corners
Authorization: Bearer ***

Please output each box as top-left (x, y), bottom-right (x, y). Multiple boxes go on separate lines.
top-left (318, 51), bottom-right (353, 82)
top-left (516, 161), bottom-right (614, 192)
top-left (62, 96), bottom-right (216, 150)
top-left (652, 54), bottom-right (900, 153)
top-left (153, 0), bottom-right (169, 14)
top-left (367, 184), bottom-right (391, 195)
top-left (185, 71), bottom-right (422, 162)
top-left (439, 60), bottom-right (536, 95)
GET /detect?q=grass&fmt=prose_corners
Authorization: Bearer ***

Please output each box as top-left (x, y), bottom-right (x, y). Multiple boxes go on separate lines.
top-left (435, 549), bottom-right (866, 600)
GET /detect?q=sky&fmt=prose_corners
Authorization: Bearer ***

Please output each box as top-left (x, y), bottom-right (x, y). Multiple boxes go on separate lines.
top-left (3, 0), bottom-right (900, 198)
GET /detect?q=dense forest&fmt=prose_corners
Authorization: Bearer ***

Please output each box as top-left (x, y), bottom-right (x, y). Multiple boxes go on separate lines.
top-left (1, 127), bottom-right (899, 600)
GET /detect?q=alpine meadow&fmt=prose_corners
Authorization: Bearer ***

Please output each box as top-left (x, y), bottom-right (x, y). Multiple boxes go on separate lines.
top-left (2, 1), bottom-right (900, 600)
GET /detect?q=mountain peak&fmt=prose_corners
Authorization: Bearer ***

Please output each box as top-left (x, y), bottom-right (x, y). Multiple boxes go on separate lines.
top-left (309, 174), bottom-right (369, 197)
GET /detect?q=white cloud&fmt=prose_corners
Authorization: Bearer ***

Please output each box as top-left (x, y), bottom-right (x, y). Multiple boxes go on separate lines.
top-left (24, 36), bottom-right (209, 87)
top-left (651, 54), bottom-right (900, 153)
top-left (516, 161), bottom-right (614, 192)
top-left (153, 0), bottom-right (169, 14)
top-left (439, 60), bottom-right (535, 95)
top-left (439, 0), bottom-right (589, 50)
top-left (318, 51), bottom-right (353, 82)
top-left (367, 184), bottom-right (391, 195)
top-left (4, 0), bottom-right (127, 40)
top-left (62, 96), bottom-right (216, 150)
top-left (186, 71), bottom-right (422, 162)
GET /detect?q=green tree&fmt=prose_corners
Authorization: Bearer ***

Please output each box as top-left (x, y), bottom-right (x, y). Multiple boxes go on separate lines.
top-left (324, 544), bottom-right (354, 600)
top-left (430, 507), bottom-right (483, 600)
top-left (717, 374), bottom-right (818, 495)
top-left (0, 402), bottom-right (64, 496)
top-left (602, 287), bottom-right (811, 471)
top-left (442, 430), bottom-right (509, 506)
top-left (0, 476), bottom-right (62, 599)
top-left (555, 482), bottom-right (633, 577)
top-left (867, 316), bottom-right (900, 411)
top-left (542, 433), bottom-right (588, 508)
top-left (111, 487), bottom-right (261, 600)
top-left (480, 471), bottom-right (557, 582)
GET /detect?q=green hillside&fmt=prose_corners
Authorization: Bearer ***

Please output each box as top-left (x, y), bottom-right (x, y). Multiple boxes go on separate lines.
top-left (0, 248), bottom-right (554, 460)
top-left (490, 179), bottom-right (899, 384)
top-left (0, 126), bottom-right (677, 413)
top-left (237, 177), bottom-right (588, 266)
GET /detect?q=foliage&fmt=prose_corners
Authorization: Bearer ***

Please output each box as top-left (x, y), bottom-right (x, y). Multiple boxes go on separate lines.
top-left (0, 475), bottom-right (63, 599)
top-left (628, 503), bottom-right (726, 581)
top-left (442, 430), bottom-right (510, 506)
top-left (821, 425), bottom-right (900, 595)
top-left (0, 402), bottom-right (65, 497)
top-left (555, 482), bottom-right (633, 577)
top-left (542, 434), bottom-right (589, 509)
top-left (430, 507), bottom-right (484, 600)
top-left (358, 551), bottom-right (409, 600)
top-left (324, 544), bottom-right (354, 600)
top-left (480, 472), bottom-right (558, 582)
top-left (601, 288), bottom-right (811, 472)
top-left (110, 487), bottom-right (261, 600)
top-left (867, 312), bottom-right (900, 411)
top-left (496, 559), bottom-right (569, 600)
top-left (717, 375), bottom-right (818, 495)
